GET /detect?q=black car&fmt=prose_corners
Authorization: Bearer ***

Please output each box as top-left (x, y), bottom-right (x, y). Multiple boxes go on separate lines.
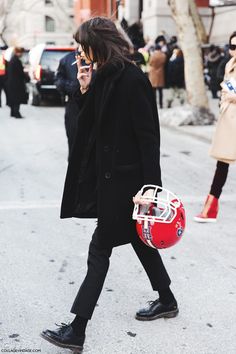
top-left (29, 44), bottom-right (75, 105)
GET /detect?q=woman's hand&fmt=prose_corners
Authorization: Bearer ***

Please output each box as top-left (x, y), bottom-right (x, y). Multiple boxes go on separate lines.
top-left (133, 188), bottom-right (154, 205)
top-left (76, 55), bottom-right (93, 94)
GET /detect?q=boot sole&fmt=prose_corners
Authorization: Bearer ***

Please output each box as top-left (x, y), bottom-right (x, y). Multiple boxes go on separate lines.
top-left (40, 332), bottom-right (83, 353)
top-left (194, 217), bottom-right (217, 223)
top-left (135, 308), bottom-right (179, 321)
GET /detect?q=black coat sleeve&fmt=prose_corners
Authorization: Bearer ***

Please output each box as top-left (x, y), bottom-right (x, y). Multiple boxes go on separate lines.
top-left (55, 57), bottom-right (79, 96)
top-left (72, 86), bottom-right (91, 109)
top-left (129, 72), bottom-right (162, 187)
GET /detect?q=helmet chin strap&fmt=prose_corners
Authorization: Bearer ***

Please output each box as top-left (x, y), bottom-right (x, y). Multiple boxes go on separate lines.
top-left (142, 220), bottom-right (156, 249)
top-left (146, 239), bottom-right (156, 249)
top-left (144, 219), bottom-right (149, 230)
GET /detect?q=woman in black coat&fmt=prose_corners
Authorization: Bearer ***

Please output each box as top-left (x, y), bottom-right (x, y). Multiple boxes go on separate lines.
top-left (6, 47), bottom-right (28, 118)
top-left (41, 17), bottom-right (178, 353)
top-left (166, 48), bottom-right (185, 108)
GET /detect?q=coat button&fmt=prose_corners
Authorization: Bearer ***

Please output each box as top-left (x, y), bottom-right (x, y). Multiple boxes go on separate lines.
top-left (105, 172), bottom-right (111, 179)
top-left (104, 145), bottom-right (110, 152)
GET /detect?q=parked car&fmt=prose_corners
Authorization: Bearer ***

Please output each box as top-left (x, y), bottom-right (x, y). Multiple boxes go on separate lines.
top-left (29, 44), bottom-right (75, 105)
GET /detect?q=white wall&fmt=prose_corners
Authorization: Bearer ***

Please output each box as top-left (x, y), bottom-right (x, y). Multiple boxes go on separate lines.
top-left (210, 6), bottom-right (236, 44)
top-left (142, 0), bottom-right (175, 41)
top-left (4, 0), bottom-right (75, 48)
top-left (141, 0), bottom-right (233, 45)
top-left (124, 0), bottom-right (140, 24)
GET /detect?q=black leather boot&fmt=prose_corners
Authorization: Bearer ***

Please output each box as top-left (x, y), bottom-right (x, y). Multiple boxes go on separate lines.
top-left (135, 299), bottom-right (179, 321)
top-left (40, 323), bottom-right (85, 353)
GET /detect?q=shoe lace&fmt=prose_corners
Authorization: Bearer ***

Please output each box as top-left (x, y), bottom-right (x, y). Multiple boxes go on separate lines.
top-left (54, 322), bottom-right (70, 329)
top-left (147, 299), bottom-right (159, 306)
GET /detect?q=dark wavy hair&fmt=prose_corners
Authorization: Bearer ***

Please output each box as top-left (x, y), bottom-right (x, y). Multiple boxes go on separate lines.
top-left (74, 17), bottom-right (131, 71)
top-left (229, 31), bottom-right (236, 45)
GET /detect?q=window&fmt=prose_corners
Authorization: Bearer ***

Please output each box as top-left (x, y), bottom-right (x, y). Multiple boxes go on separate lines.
top-left (45, 16), bottom-right (55, 32)
top-left (41, 49), bottom-right (74, 71)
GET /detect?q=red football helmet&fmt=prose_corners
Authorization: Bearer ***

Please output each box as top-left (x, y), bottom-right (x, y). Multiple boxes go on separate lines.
top-left (133, 185), bottom-right (186, 249)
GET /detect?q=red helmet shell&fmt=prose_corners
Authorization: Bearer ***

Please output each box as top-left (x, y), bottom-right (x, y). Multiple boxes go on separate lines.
top-left (136, 203), bottom-right (185, 249)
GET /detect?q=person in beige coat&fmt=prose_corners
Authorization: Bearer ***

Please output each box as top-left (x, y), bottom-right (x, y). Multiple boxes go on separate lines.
top-left (148, 45), bottom-right (166, 108)
top-left (194, 32), bottom-right (236, 223)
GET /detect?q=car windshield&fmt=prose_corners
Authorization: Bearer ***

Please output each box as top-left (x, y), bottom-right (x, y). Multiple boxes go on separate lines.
top-left (40, 50), bottom-right (74, 71)
top-left (21, 51), bottom-right (29, 65)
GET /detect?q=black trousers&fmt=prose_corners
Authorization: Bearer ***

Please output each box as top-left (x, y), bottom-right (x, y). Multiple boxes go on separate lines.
top-left (10, 104), bottom-right (21, 117)
top-left (153, 88), bottom-right (163, 108)
top-left (71, 228), bottom-right (171, 319)
top-left (210, 161), bottom-right (229, 199)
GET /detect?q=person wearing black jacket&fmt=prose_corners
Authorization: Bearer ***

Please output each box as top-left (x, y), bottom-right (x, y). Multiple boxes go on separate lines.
top-left (216, 45), bottom-right (231, 84)
top-left (0, 47), bottom-right (8, 107)
top-left (41, 17), bottom-right (178, 353)
top-left (6, 47), bottom-right (29, 118)
top-left (55, 51), bottom-right (80, 158)
top-left (167, 48), bottom-right (185, 108)
top-left (206, 45), bottom-right (222, 99)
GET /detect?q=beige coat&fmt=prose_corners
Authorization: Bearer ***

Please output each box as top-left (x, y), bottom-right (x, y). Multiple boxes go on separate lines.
top-left (148, 51), bottom-right (166, 88)
top-left (210, 57), bottom-right (236, 164)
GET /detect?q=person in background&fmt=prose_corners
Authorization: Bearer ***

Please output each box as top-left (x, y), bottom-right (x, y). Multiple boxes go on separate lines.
top-left (148, 44), bottom-right (166, 108)
top-left (127, 21), bottom-right (145, 49)
top-left (130, 46), bottom-right (146, 69)
top-left (216, 44), bottom-right (231, 85)
top-left (137, 47), bottom-right (150, 74)
top-left (154, 35), bottom-right (168, 54)
top-left (206, 45), bottom-right (222, 99)
top-left (41, 17), bottom-right (178, 353)
top-left (55, 49), bottom-right (80, 159)
top-left (166, 48), bottom-right (185, 108)
top-left (6, 47), bottom-right (29, 118)
top-left (0, 46), bottom-right (8, 107)
top-left (0, 46), bottom-right (7, 107)
top-left (194, 32), bottom-right (236, 223)
top-left (168, 36), bottom-right (178, 54)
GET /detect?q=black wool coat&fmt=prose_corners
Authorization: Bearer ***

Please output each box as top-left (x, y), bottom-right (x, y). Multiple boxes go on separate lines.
top-left (167, 57), bottom-right (185, 89)
top-left (6, 55), bottom-right (28, 105)
top-left (60, 62), bottom-right (162, 247)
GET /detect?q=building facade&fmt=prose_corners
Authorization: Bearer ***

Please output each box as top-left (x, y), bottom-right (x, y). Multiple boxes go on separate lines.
top-left (1, 0), bottom-right (76, 48)
top-left (74, 0), bottom-right (117, 24)
top-left (1, 0), bottom-right (235, 48)
top-left (121, 0), bottom-right (236, 45)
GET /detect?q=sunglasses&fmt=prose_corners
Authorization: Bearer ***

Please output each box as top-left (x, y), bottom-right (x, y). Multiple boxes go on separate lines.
top-left (229, 44), bottom-right (236, 51)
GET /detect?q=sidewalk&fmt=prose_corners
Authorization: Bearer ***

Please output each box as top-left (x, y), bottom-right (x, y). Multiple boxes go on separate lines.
top-left (163, 124), bottom-right (214, 143)
top-left (159, 90), bottom-right (220, 143)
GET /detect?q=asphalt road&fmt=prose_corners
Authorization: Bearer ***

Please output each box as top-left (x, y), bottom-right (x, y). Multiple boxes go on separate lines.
top-left (0, 103), bottom-right (236, 354)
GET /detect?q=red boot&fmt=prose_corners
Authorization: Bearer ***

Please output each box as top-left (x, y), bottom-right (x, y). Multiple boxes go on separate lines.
top-left (194, 195), bottom-right (219, 223)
